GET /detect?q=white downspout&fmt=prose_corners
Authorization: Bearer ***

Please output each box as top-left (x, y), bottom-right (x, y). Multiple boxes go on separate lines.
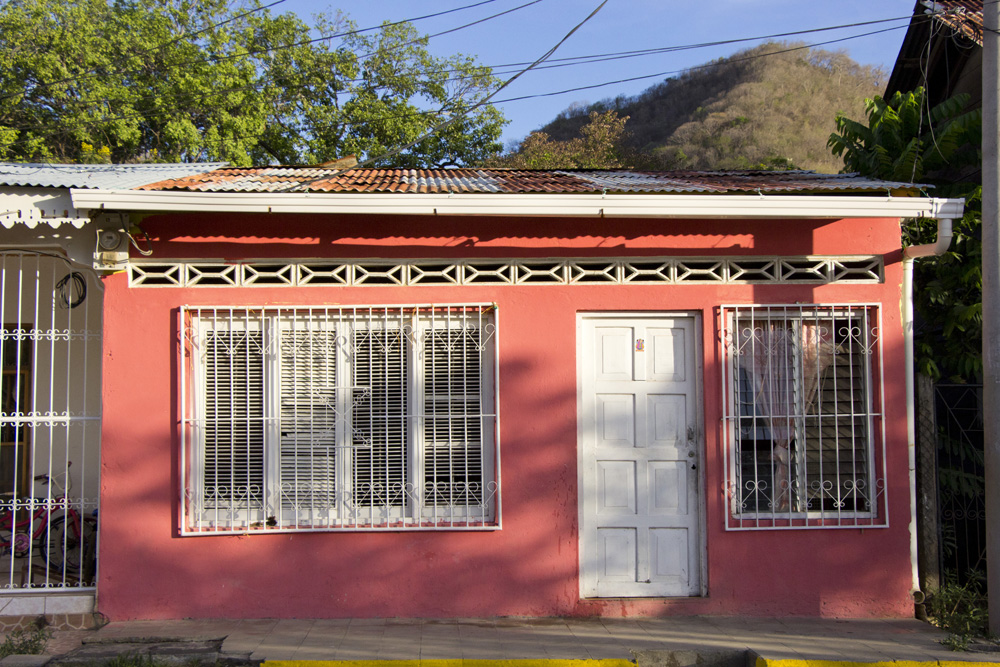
top-left (902, 216), bottom-right (953, 600)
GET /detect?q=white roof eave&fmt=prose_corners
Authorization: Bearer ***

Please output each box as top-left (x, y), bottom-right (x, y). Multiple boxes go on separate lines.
top-left (0, 189), bottom-right (91, 228)
top-left (68, 189), bottom-right (968, 221)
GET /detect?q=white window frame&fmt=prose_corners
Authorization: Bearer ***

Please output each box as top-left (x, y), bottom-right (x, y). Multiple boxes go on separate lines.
top-left (179, 304), bottom-right (499, 534)
top-left (720, 304), bottom-right (888, 530)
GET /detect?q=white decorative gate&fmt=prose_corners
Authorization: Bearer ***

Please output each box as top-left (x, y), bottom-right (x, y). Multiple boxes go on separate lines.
top-left (0, 251), bottom-right (100, 593)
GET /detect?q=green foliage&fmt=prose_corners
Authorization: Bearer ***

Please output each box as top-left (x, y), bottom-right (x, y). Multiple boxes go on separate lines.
top-left (98, 654), bottom-right (163, 667)
top-left (828, 89), bottom-right (981, 182)
top-left (929, 574), bottom-right (992, 650)
top-left (488, 110), bottom-right (631, 169)
top-left (0, 626), bottom-right (51, 657)
top-left (913, 191), bottom-right (983, 381)
top-left (828, 87), bottom-right (982, 382)
top-left (0, 0), bottom-right (506, 166)
top-left (527, 42), bottom-right (883, 172)
top-left (937, 433), bottom-right (985, 501)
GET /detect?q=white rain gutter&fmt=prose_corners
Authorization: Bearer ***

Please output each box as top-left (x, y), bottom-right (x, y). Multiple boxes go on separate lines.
top-left (902, 213), bottom-right (957, 602)
top-left (70, 190), bottom-right (967, 220)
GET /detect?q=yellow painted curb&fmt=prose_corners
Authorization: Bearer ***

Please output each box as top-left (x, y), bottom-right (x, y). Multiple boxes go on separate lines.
top-left (757, 659), bottom-right (1000, 667)
top-left (266, 661), bottom-right (634, 667)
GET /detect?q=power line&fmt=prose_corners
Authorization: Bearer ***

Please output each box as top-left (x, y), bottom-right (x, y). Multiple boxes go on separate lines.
top-left (502, 13), bottom-right (915, 68)
top-left (1, 0), bottom-right (287, 102)
top-left (1, 0), bottom-right (912, 109)
top-left (338, 23), bottom-right (911, 165)
top-left (0, 0), bottom-right (511, 103)
top-left (493, 24), bottom-right (908, 105)
top-left (0, 17), bottom-right (917, 158)
top-left (0, 10), bottom-right (921, 141)
top-left (137, 0), bottom-right (288, 60)
top-left (332, 0), bottom-right (610, 171)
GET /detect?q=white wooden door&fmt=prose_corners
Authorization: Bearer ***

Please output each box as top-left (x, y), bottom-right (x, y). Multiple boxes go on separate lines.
top-left (579, 314), bottom-right (701, 597)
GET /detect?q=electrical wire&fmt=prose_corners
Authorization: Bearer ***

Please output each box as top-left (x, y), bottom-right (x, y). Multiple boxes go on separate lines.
top-left (0, 12), bottom-right (918, 128)
top-left (54, 272), bottom-right (87, 309)
top-left (0, 0), bottom-right (976, 129)
top-left (914, 13), bottom-right (940, 183)
top-left (0, 0), bottom-right (508, 103)
top-left (0, 21), bottom-right (914, 162)
top-left (0, 0), bottom-right (532, 105)
top-left (332, 0), bottom-right (609, 172)
top-left (3, 3), bottom-right (959, 162)
top-left (341, 22), bottom-right (912, 167)
top-left (491, 25), bottom-right (907, 105)
top-left (2, 9), bottom-right (918, 122)
top-left (0, 14), bottom-right (921, 155)
top-left (0, 250), bottom-right (91, 306)
top-left (0, 0), bottom-right (288, 103)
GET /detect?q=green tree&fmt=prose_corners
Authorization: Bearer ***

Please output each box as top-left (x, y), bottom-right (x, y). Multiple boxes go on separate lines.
top-left (490, 110), bottom-right (632, 169)
top-left (828, 88), bottom-right (982, 381)
top-left (0, 0), bottom-right (506, 167)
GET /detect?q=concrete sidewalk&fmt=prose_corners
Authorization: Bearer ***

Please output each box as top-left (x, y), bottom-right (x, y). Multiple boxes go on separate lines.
top-left (21, 616), bottom-right (1000, 665)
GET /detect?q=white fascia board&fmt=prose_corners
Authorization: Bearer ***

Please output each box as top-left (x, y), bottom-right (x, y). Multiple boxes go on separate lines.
top-left (69, 189), bottom-right (967, 220)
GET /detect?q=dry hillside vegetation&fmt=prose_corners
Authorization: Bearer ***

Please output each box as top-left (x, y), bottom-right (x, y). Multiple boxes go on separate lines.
top-left (532, 42), bottom-right (885, 172)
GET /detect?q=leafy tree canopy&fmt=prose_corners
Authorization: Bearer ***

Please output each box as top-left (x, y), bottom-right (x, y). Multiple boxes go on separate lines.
top-left (828, 89), bottom-right (981, 183)
top-left (829, 87), bottom-right (982, 382)
top-left (0, 0), bottom-right (507, 166)
top-left (487, 110), bottom-right (631, 169)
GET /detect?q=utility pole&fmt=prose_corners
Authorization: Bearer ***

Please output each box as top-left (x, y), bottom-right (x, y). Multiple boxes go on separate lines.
top-left (984, 0), bottom-right (1000, 638)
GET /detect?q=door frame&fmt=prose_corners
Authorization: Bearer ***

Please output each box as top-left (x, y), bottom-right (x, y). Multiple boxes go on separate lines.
top-left (575, 311), bottom-right (708, 598)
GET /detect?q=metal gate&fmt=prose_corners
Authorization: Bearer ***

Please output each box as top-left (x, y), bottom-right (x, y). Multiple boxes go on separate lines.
top-left (935, 383), bottom-right (985, 583)
top-left (0, 251), bottom-right (100, 591)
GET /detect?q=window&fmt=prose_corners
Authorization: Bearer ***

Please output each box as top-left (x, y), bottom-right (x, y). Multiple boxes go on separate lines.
top-left (721, 305), bottom-right (886, 529)
top-left (181, 305), bottom-right (498, 533)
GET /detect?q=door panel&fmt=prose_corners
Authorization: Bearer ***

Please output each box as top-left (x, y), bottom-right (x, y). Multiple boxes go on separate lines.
top-left (600, 528), bottom-right (637, 581)
top-left (649, 394), bottom-right (685, 446)
top-left (597, 328), bottom-right (633, 381)
top-left (649, 462), bottom-right (687, 514)
top-left (597, 461), bottom-right (637, 514)
top-left (580, 315), bottom-right (701, 598)
top-left (596, 394), bottom-right (636, 446)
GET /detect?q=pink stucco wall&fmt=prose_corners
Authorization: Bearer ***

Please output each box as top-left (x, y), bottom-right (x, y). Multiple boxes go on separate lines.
top-left (99, 213), bottom-right (911, 620)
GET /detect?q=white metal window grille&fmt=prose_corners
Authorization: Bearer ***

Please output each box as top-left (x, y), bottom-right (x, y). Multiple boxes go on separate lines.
top-left (0, 252), bottom-right (101, 590)
top-left (131, 256), bottom-right (883, 287)
top-left (720, 304), bottom-right (887, 530)
top-left (181, 304), bottom-right (499, 533)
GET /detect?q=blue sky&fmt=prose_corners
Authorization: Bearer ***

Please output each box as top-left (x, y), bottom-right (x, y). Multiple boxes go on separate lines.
top-left (290, 0), bottom-right (918, 146)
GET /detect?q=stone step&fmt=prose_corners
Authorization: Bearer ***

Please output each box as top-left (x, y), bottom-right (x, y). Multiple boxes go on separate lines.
top-left (43, 635), bottom-right (255, 667)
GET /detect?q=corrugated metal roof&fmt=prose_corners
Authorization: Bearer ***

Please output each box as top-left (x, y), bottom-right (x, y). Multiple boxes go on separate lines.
top-left (0, 162), bottom-right (228, 190)
top-left (135, 168), bottom-right (927, 195)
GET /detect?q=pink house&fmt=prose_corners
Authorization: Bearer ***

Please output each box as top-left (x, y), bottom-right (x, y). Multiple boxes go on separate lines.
top-left (71, 168), bottom-right (964, 620)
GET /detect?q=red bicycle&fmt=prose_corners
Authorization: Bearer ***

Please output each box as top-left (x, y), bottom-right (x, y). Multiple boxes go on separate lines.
top-left (0, 463), bottom-right (97, 583)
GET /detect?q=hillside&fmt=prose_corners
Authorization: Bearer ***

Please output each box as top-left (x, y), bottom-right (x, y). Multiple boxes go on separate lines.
top-left (531, 42), bottom-right (885, 172)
